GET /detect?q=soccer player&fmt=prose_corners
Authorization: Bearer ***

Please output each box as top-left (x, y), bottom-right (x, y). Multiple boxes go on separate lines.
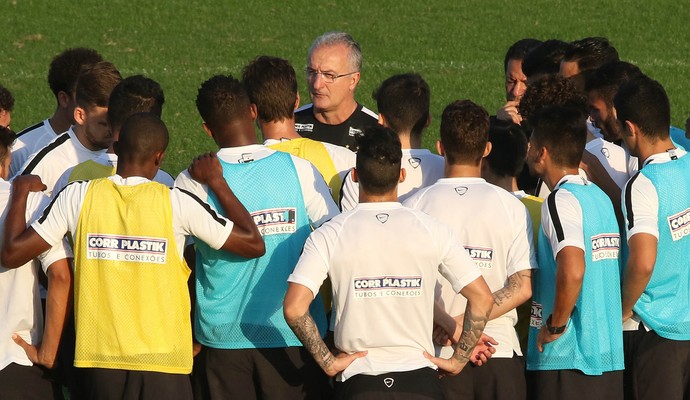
top-left (521, 39), bottom-right (571, 84)
top-left (496, 38), bottom-right (543, 125)
top-left (295, 31), bottom-right (378, 150)
top-left (2, 113), bottom-right (264, 399)
top-left (284, 125), bottom-right (493, 399)
top-left (175, 75), bottom-right (339, 400)
top-left (0, 126), bottom-right (72, 400)
top-left (340, 73), bottom-right (444, 210)
top-left (17, 60), bottom-right (121, 196)
top-left (616, 76), bottom-right (690, 400)
top-left (242, 55), bottom-right (355, 202)
top-left (53, 75), bottom-right (174, 192)
top-left (559, 37), bottom-right (619, 90)
top-left (525, 105), bottom-right (623, 400)
top-left (10, 48), bottom-right (104, 178)
top-left (0, 84), bottom-right (14, 129)
top-left (404, 100), bottom-right (535, 400)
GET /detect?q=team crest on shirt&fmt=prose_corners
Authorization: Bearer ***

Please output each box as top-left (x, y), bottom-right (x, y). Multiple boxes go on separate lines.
top-left (295, 123), bottom-right (314, 133)
top-left (376, 213), bottom-right (389, 223)
top-left (667, 207), bottom-right (690, 241)
top-left (408, 157), bottom-right (421, 169)
top-left (464, 246), bottom-right (493, 269)
top-left (530, 301), bottom-right (543, 328)
top-left (252, 208), bottom-right (297, 236)
top-left (455, 186), bottom-right (468, 196)
top-left (352, 275), bottom-right (422, 298)
top-left (591, 233), bottom-right (620, 261)
top-left (348, 127), bottom-right (363, 137)
top-left (601, 147), bottom-right (610, 159)
top-left (86, 233), bottom-right (168, 264)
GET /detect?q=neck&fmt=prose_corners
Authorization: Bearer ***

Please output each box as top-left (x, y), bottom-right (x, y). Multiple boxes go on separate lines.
top-left (314, 99), bottom-right (357, 125)
top-left (48, 109), bottom-right (72, 135)
top-left (115, 163), bottom-right (157, 181)
top-left (260, 118), bottom-right (301, 141)
top-left (215, 120), bottom-right (258, 148)
top-left (73, 125), bottom-right (104, 151)
top-left (638, 137), bottom-right (676, 165)
top-left (484, 170), bottom-right (519, 192)
top-left (586, 128), bottom-right (596, 143)
top-left (359, 187), bottom-right (398, 203)
top-left (444, 161), bottom-right (482, 178)
top-left (397, 132), bottom-right (421, 149)
top-left (543, 166), bottom-right (579, 191)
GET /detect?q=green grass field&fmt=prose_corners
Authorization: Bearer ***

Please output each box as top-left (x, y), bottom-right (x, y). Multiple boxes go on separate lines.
top-left (3, 0), bottom-right (689, 175)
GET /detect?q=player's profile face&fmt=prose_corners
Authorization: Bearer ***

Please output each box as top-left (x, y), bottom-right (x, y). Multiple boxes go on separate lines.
top-left (505, 58), bottom-right (527, 102)
top-left (0, 110), bottom-right (10, 130)
top-left (307, 44), bottom-right (357, 112)
top-left (83, 105), bottom-right (113, 150)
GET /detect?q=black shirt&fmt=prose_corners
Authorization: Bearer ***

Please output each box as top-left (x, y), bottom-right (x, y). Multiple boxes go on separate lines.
top-left (295, 103), bottom-right (378, 151)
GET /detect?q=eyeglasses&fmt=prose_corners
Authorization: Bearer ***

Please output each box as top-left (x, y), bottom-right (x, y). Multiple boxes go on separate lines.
top-left (305, 68), bottom-right (358, 83)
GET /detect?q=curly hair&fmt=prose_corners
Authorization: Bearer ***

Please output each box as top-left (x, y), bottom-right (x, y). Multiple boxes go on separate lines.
top-left (0, 85), bottom-right (14, 112)
top-left (440, 100), bottom-right (490, 165)
top-left (519, 75), bottom-right (587, 125)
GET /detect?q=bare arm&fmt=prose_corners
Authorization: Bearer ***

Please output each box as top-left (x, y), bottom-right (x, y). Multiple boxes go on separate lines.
top-left (188, 153), bottom-right (265, 259)
top-left (621, 233), bottom-right (657, 321)
top-left (580, 150), bottom-right (624, 227)
top-left (283, 282), bottom-right (366, 376)
top-left (489, 270), bottom-right (532, 320)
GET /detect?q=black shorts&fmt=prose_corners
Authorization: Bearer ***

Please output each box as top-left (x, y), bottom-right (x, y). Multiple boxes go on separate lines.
top-left (526, 368), bottom-right (623, 400)
top-left (192, 346), bottom-right (326, 400)
top-left (0, 362), bottom-right (61, 400)
top-left (441, 354), bottom-right (526, 400)
top-left (335, 368), bottom-right (442, 400)
top-left (624, 325), bottom-right (690, 400)
top-left (79, 367), bottom-right (192, 400)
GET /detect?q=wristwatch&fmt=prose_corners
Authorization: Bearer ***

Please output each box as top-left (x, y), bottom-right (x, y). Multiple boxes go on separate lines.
top-left (546, 315), bottom-right (567, 334)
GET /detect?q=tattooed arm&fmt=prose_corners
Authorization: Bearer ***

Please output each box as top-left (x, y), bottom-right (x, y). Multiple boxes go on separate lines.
top-left (489, 270), bottom-right (532, 320)
top-left (284, 282), bottom-right (367, 376)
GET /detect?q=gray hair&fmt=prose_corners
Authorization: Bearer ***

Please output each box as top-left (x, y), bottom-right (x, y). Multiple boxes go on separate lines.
top-left (308, 31), bottom-right (362, 72)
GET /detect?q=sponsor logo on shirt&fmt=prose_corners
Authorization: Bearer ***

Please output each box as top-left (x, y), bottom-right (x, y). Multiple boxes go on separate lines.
top-left (352, 275), bottom-right (422, 298)
top-left (530, 301), bottom-right (543, 328)
top-left (408, 157), bottom-right (421, 169)
top-left (668, 207), bottom-right (690, 241)
top-left (295, 123), bottom-right (314, 133)
top-left (86, 233), bottom-right (168, 264)
top-left (590, 233), bottom-right (620, 261)
top-left (252, 208), bottom-right (297, 236)
top-left (348, 127), bottom-right (362, 137)
top-left (464, 246), bottom-right (493, 269)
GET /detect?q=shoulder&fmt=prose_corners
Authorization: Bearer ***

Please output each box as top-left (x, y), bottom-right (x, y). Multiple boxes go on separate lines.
top-left (358, 104), bottom-right (379, 120)
top-left (16, 120), bottom-right (46, 138)
top-left (295, 103), bottom-right (315, 117)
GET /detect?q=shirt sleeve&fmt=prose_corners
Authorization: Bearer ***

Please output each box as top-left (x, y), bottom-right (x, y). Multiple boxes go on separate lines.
top-left (25, 191), bottom-right (73, 271)
top-left (31, 182), bottom-right (86, 247)
top-left (291, 156), bottom-right (340, 228)
top-left (171, 188), bottom-right (233, 250)
top-left (505, 202), bottom-right (538, 276)
top-left (288, 223), bottom-right (336, 298)
top-left (173, 169), bottom-right (209, 201)
top-left (339, 170), bottom-right (359, 212)
top-left (431, 219), bottom-right (483, 294)
top-left (622, 172), bottom-right (659, 240)
top-left (541, 189), bottom-right (585, 258)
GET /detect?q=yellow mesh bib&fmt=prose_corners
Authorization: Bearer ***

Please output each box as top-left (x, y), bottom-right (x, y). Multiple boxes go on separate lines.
top-left (74, 178), bottom-right (192, 374)
top-left (69, 159), bottom-right (116, 182)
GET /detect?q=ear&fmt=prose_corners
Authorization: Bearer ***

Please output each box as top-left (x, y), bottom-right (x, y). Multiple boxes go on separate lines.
top-left (378, 113), bottom-right (388, 127)
top-left (436, 140), bottom-right (444, 156)
top-left (73, 106), bottom-right (87, 126)
top-left (624, 120), bottom-right (637, 137)
top-left (351, 168), bottom-right (358, 183)
top-left (154, 150), bottom-right (166, 167)
top-left (482, 141), bottom-right (492, 158)
top-left (202, 123), bottom-right (213, 138)
top-left (57, 91), bottom-right (71, 108)
top-left (249, 103), bottom-right (258, 121)
top-left (349, 72), bottom-right (361, 91)
top-left (424, 114), bottom-right (431, 128)
top-left (399, 167), bottom-right (407, 183)
top-left (294, 93), bottom-right (300, 110)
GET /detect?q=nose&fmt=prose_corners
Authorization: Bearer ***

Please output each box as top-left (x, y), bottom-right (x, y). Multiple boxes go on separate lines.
top-left (311, 72), bottom-right (326, 90)
top-left (512, 81), bottom-right (526, 99)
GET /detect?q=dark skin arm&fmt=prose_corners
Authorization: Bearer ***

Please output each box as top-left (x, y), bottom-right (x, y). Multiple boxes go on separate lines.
top-left (187, 152), bottom-right (265, 259)
top-left (621, 233), bottom-right (657, 321)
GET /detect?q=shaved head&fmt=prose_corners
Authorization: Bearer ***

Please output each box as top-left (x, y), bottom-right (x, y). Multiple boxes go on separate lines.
top-left (115, 113), bottom-right (169, 165)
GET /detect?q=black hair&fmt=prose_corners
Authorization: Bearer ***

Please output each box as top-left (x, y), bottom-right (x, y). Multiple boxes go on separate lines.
top-left (440, 100), bottom-right (490, 165)
top-left (373, 73), bottom-right (430, 138)
top-left (531, 105), bottom-right (588, 168)
top-left (614, 75), bottom-right (670, 140)
top-left (355, 125), bottom-right (402, 195)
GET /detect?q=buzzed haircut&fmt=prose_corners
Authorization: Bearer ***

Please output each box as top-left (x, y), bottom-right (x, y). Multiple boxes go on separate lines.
top-left (487, 119), bottom-right (528, 177)
top-left (503, 38), bottom-right (543, 72)
top-left (196, 75), bottom-right (251, 133)
top-left (242, 56), bottom-right (297, 123)
top-left (531, 105), bottom-right (588, 168)
top-left (355, 125), bottom-right (402, 195)
top-left (519, 74), bottom-right (587, 125)
top-left (0, 85), bottom-right (14, 112)
top-left (563, 37), bottom-right (619, 73)
top-left (48, 47), bottom-right (104, 98)
top-left (585, 61), bottom-right (643, 106)
top-left (373, 73), bottom-right (430, 138)
top-left (115, 113), bottom-right (169, 164)
top-left (440, 100), bottom-right (490, 165)
top-left (614, 75), bottom-right (670, 140)
top-left (74, 61), bottom-right (122, 109)
top-left (521, 39), bottom-right (571, 78)
top-left (309, 31), bottom-right (362, 72)
top-left (0, 126), bottom-right (16, 163)
top-left (108, 75), bottom-right (165, 132)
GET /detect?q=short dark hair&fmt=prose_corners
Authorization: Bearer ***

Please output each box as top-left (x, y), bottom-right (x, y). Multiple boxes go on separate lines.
top-left (115, 113), bottom-right (169, 165)
top-left (196, 75), bottom-right (251, 133)
top-left (503, 38), bottom-right (543, 72)
top-left (0, 126), bottom-right (16, 163)
top-left (614, 75), bottom-right (670, 140)
top-left (48, 47), bottom-right (104, 98)
top-left (486, 119), bottom-right (528, 177)
top-left (519, 74), bottom-right (587, 125)
top-left (563, 37), bottom-right (619, 73)
top-left (108, 75), bottom-right (165, 132)
top-left (74, 61), bottom-right (122, 109)
top-left (585, 61), bottom-right (643, 107)
top-left (531, 105), bottom-right (588, 168)
top-left (0, 85), bottom-right (14, 112)
top-left (373, 73), bottom-right (430, 138)
top-left (355, 125), bottom-right (402, 195)
top-left (242, 56), bottom-right (297, 123)
top-left (522, 39), bottom-right (571, 78)
top-left (440, 100), bottom-right (490, 165)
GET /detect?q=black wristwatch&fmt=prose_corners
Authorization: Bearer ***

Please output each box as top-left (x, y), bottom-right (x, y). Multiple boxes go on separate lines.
top-left (546, 315), bottom-right (567, 334)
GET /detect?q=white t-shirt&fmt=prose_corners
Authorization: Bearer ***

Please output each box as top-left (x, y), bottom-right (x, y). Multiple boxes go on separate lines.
top-left (540, 175), bottom-right (590, 256)
top-left (53, 153), bottom-right (175, 195)
top-left (174, 145), bottom-right (339, 229)
top-left (340, 148), bottom-right (444, 211)
top-left (17, 127), bottom-right (107, 196)
top-left (32, 175), bottom-right (234, 258)
top-left (584, 137), bottom-right (630, 189)
top-left (10, 119), bottom-right (63, 179)
top-left (0, 180), bottom-right (72, 370)
top-left (288, 202), bottom-right (481, 380)
top-left (404, 177), bottom-right (536, 358)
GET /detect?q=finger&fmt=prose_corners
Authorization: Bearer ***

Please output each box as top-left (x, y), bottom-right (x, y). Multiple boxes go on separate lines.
top-left (537, 339), bottom-right (543, 352)
top-left (12, 334), bottom-right (37, 362)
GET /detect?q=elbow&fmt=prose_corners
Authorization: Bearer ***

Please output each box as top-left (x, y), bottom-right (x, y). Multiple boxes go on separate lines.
top-left (517, 281), bottom-right (532, 304)
top-left (47, 261), bottom-right (73, 287)
top-left (1, 246), bottom-right (23, 269)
